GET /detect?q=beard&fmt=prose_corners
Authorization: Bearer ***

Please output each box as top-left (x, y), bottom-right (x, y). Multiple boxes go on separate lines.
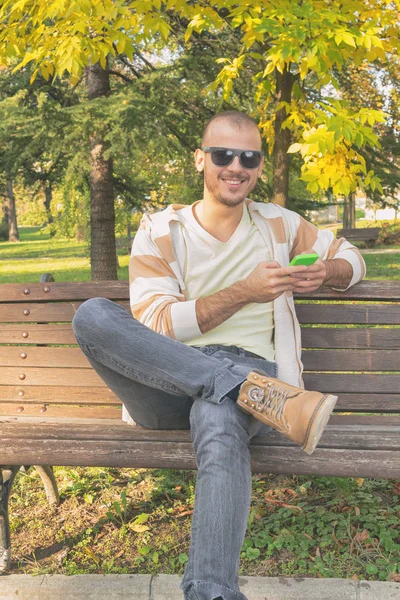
top-left (203, 170), bottom-right (257, 207)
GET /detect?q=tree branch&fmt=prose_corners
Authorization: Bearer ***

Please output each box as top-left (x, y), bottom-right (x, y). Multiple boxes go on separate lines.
top-left (107, 69), bottom-right (134, 83)
top-left (134, 50), bottom-right (156, 71)
top-left (112, 44), bottom-right (143, 79)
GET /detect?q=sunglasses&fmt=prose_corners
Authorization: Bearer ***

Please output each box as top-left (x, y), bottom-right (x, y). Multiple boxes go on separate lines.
top-left (202, 146), bottom-right (263, 170)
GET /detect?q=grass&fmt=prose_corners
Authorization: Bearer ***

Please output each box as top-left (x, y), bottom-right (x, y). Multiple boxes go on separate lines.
top-left (1, 225), bottom-right (399, 283)
top-left (2, 224), bottom-right (400, 581)
top-left (0, 227), bottom-right (129, 283)
top-left (362, 253), bottom-right (400, 280)
top-left (9, 467), bottom-right (400, 581)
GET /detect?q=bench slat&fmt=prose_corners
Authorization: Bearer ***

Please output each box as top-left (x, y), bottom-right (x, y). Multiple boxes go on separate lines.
top-left (0, 301), bottom-right (130, 323)
top-left (0, 347), bottom-right (91, 368)
top-left (330, 415), bottom-right (400, 425)
top-left (335, 393), bottom-right (400, 412)
top-left (2, 346), bottom-right (399, 373)
top-left (304, 372), bottom-right (400, 394)
top-left (301, 327), bottom-right (400, 349)
top-left (0, 403), bottom-right (121, 419)
top-left (0, 385), bottom-right (119, 404)
top-left (0, 324), bottom-right (77, 344)
top-left (1, 280), bottom-right (400, 302)
top-left (337, 228), bottom-right (380, 239)
top-left (296, 280), bottom-right (400, 300)
top-left (2, 369), bottom-right (400, 395)
top-left (0, 303), bottom-right (78, 322)
top-left (251, 448), bottom-right (399, 479)
top-left (1, 324), bottom-right (398, 349)
top-left (0, 386), bottom-right (398, 412)
top-left (0, 366), bottom-right (106, 386)
top-left (0, 388), bottom-right (398, 413)
top-left (3, 302), bottom-right (399, 326)
top-left (0, 436), bottom-right (398, 478)
top-left (297, 304), bottom-right (400, 325)
top-left (0, 281), bottom-right (129, 302)
top-left (302, 349), bottom-right (400, 371)
top-left (1, 419), bottom-right (399, 442)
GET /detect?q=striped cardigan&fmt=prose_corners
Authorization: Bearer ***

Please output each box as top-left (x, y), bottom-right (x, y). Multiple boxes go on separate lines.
top-left (129, 200), bottom-right (366, 387)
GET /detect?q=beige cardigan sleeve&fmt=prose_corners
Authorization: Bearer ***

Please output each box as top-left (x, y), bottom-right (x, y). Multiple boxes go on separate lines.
top-left (129, 217), bottom-right (202, 341)
top-left (289, 214), bottom-right (366, 290)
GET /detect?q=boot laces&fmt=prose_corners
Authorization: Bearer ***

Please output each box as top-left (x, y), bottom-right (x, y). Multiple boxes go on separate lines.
top-left (261, 384), bottom-right (290, 426)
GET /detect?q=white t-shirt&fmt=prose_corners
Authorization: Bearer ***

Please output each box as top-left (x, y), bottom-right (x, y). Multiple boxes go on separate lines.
top-left (178, 202), bottom-right (275, 361)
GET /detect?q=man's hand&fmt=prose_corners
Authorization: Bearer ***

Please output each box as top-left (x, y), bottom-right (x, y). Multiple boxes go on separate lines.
top-left (241, 261), bottom-right (309, 302)
top-left (196, 257), bottom-right (353, 335)
top-left (289, 257), bottom-right (353, 292)
top-left (196, 261), bottom-right (308, 333)
top-left (288, 258), bottom-right (327, 293)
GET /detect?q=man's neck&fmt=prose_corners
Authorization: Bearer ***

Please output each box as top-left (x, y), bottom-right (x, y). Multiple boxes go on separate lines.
top-left (193, 198), bottom-right (245, 243)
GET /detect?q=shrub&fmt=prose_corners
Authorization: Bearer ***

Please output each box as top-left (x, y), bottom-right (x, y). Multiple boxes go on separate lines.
top-left (377, 221), bottom-right (400, 245)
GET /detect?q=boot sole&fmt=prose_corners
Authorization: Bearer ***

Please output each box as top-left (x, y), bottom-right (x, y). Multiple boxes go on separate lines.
top-left (302, 394), bottom-right (338, 455)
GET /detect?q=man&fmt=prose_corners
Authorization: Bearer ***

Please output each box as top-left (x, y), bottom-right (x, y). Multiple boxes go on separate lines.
top-left (72, 111), bottom-right (366, 600)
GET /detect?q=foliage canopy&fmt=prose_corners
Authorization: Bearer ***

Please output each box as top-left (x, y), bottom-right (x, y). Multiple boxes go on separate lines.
top-left (0, 0), bottom-right (399, 200)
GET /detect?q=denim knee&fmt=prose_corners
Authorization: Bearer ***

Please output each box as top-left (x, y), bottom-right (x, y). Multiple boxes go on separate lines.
top-left (189, 397), bottom-right (250, 453)
top-left (72, 297), bottom-right (116, 343)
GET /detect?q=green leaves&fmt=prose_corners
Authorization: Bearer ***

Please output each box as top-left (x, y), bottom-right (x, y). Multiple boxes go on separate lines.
top-left (285, 101), bottom-right (388, 196)
top-left (287, 143), bottom-right (302, 154)
top-left (0, 0), bottom-right (395, 210)
top-left (129, 512), bottom-right (150, 532)
top-left (0, 0), bottom-right (178, 80)
top-left (245, 547), bottom-right (261, 560)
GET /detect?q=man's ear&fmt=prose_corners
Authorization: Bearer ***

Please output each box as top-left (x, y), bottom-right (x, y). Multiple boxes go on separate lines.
top-left (194, 148), bottom-right (204, 172)
top-left (257, 154), bottom-right (265, 177)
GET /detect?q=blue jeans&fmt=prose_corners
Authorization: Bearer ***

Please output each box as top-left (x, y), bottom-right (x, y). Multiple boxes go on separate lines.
top-left (72, 298), bottom-right (276, 600)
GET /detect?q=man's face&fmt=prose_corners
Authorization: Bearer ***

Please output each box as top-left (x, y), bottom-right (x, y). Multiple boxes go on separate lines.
top-left (195, 119), bottom-right (264, 208)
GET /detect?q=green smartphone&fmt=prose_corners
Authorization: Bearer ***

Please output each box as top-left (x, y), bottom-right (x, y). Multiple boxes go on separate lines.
top-left (289, 252), bottom-right (319, 267)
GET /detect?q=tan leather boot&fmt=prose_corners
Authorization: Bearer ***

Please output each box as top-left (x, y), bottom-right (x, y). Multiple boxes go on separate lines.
top-left (237, 371), bottom-right (337, 455)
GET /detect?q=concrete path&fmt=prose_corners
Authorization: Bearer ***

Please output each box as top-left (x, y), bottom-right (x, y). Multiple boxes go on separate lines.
top-left (0, 574), bottom-right (400, 600)
top-left (361, 247), bottom-right (400, 254)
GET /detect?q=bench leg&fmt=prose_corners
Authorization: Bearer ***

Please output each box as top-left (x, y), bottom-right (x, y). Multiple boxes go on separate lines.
top-left (0, 466), bottom-right (60, 574)
top-left (0, 466), bottom-right (20, 573)
top-left (33, 466), bottom-right (60, 506)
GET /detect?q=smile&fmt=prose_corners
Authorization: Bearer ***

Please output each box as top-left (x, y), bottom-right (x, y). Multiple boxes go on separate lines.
top-left (221, 179), bottom-right (245, 186)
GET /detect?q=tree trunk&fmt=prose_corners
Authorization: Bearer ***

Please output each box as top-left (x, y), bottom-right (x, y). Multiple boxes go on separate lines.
top-left (335, 198), bottom-right (340, 222)
top-left (44, 184), bottom-right (53, 225)
top-left (87, 62), bottom-right (118, 281)
top-left (343, 194), bottom-right (356, 228)
top-left (272, 67), bottom-right (295, 207)
top-left (5, 177), bottom-right (19, 242)
top-left (76, 223), bottom-right (86, 242)
top-left (351, 193), bottom-right (356, 227)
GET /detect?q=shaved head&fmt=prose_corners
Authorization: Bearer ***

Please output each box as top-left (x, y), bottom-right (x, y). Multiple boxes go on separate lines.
top-left (201, 111), bottom-right (261, 148)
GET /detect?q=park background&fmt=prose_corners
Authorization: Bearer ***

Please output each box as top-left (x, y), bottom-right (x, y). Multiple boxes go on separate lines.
top-left (0, 0), bottom-right (399, 584)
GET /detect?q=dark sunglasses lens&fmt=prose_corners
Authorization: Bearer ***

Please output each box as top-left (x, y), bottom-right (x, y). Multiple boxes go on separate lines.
top-left (211, 149), bottom-right (233, 166)
top-left (240, 151), bottom-right (261, 169)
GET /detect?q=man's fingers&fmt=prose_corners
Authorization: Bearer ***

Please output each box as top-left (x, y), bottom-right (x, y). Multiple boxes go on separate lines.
top-left (290, 271), bottom-right (320, 280)
top-left (304, 263), bottom-right (324, 271)
top-left (282, 265), bottom-right (309, 276)
top-left (292, 279), bottom-right (318, 288)
top-left (290, 264), bottom-right (325, 280)
top-left (291, 279), bottom-right (324, 291)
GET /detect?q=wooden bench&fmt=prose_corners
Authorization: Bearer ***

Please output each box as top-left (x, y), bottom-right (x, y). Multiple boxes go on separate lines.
top-left (1, 278), bottom-right (399, 573)
top-left (337, 227), bottom-right (380, 247)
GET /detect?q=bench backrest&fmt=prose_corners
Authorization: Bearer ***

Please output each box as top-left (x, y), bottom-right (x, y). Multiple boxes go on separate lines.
top-left (337, 228), bottom-right (380, 239)
top-left (0, 280), bottom-right (399, 423)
